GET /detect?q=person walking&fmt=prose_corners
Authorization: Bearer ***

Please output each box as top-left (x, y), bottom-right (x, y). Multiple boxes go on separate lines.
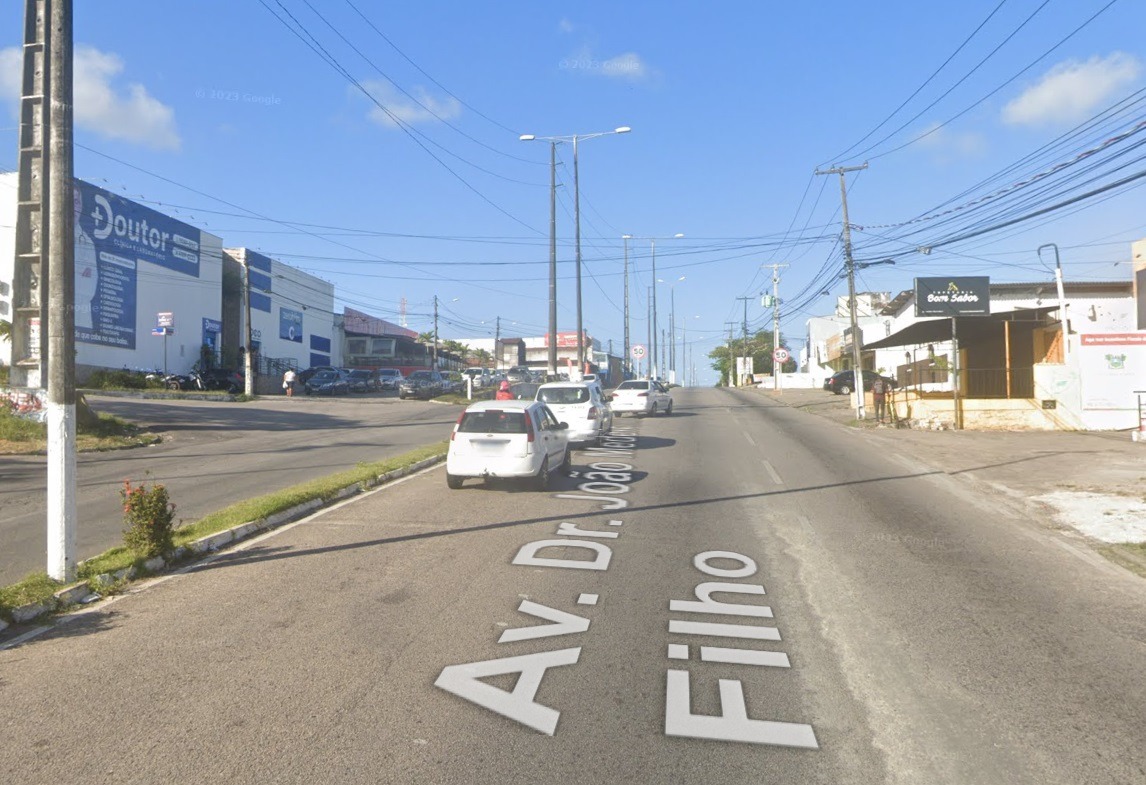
top-left (495, 380), bottom-right (513, 401)
top-left (871, 375), bottom-right (889, 423)
top-left (283, 368), bottom-right (298, 397)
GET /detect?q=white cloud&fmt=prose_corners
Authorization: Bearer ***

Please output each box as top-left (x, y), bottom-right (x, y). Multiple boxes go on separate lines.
top-left (0, 45), bottom-right (180, 150)
top-left (1003, 52), bottom-right (1142, 127)
top-left (359, 81), bottom-right (461, 129)
top-left (916, 122), bottom-right (987, 159)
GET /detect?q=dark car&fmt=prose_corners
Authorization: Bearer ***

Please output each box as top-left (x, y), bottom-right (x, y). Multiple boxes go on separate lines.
top-left (398, 370), bottom-right (445, 399)
top-left (299, 365), bottom-right (337, 387)
top-left (824, 369), bottom-right (897, 395)
top-left (304, 370), bottom-right (350, 396)
top-left (346, 369), bottom-right (380, 393)
top-left (506, 366), bottom-right (533, 384)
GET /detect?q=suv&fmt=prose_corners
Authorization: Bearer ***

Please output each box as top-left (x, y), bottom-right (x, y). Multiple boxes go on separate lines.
top-left (824, 369), bottom-right (897, 395)
top-left (399, 370), bottom-right (445, 399)
top-left (376, 368), bottom-right (404, 390)
top-left (506, 366), bottom-right (533, 384)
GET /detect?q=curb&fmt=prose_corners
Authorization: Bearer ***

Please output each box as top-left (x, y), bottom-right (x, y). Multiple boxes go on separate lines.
top-left (2, 453), bottom-right (446, 634)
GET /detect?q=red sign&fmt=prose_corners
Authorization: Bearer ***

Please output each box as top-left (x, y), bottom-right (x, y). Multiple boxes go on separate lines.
top-left (1081, 333), bottom-right (1146, 346)
top-left (545, 331), bottom-right (586, 349)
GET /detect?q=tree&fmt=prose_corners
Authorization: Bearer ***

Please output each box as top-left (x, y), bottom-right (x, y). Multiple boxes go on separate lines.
top-left (0, 319), bottom-right (11, 343)
top-left (708, 329), bottom-right (797, 386)
top-left (441, 340), bottom-right (468, 361)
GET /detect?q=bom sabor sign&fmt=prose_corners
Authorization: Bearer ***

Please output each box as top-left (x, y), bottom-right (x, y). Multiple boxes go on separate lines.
top-left (914, 276), bottom-right (991, 317)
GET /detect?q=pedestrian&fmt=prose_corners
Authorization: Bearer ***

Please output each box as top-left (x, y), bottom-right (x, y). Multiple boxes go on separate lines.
top-left (495, 380), bottom-right (513, 401)
top-left (283, 367), bottom-right (297, 397)
top-left (871, 375), bottom-right (889, 423)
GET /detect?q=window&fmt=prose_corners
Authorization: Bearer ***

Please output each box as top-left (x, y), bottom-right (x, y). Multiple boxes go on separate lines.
top-left (538, 387), bottom-right (590, 405)
top-left (458, 410), bottom-right (528, 434)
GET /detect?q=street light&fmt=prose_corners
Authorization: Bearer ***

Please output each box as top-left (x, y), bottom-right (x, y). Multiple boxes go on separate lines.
top-left (622, 234), bottom-right (632, 378)
top-left (521, 126), bottom-right (631, 372)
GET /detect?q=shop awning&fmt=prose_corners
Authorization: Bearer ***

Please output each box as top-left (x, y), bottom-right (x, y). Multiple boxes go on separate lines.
top-left (863, 306), bottom-right (1058, 350)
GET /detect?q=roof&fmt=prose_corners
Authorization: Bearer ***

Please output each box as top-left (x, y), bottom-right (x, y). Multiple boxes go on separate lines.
top-left (863, 306), bottom-right (1058, 350)
top-left (463, 399), bottom-right (537, 411)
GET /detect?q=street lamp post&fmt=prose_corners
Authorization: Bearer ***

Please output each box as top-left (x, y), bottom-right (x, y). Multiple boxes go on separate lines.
top-left (631, 233), bottom-right (683, 379)
top-left (521, 127), bottom-right (631, 372)
top-left (658, 275), bottom-right (685, 383)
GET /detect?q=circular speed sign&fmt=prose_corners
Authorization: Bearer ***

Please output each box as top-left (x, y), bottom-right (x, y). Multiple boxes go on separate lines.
top-left (631, 344), bottom-right (647, 359)
top-left (773, 348), bottom-right (790, 363)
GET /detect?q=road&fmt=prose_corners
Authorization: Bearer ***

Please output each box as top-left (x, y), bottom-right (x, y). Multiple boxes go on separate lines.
top-left (0, 393), bottom-right (458, 583)
top-left (1, 387), bottom-right (1143, 784)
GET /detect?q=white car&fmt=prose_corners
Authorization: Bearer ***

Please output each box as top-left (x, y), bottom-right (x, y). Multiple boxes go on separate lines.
top-left (610, 379), bottom-right (673, 416)
top-left (446, 400), bottom-right (570, 489)
top-left (535, 382), bottom-right (613, 445)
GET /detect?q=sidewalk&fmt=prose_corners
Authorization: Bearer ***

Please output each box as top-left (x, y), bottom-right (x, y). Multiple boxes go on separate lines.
top-left (750, 385), bottom-right (1146, 571)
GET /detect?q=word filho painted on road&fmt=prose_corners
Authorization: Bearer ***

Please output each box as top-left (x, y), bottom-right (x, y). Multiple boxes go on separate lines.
top-left (664, 551), bottom-right (819, 749)
top-left (434, 430), bottom-right (639, 736)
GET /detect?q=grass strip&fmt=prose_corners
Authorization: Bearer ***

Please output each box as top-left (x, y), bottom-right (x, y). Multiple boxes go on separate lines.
top-left (0, 441), bottom-right (448, 621)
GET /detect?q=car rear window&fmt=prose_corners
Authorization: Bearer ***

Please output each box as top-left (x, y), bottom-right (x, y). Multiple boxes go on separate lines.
top-left (616, 381), bottom-right (647, 391)
top-left (458, 410), bottom-right (529, 434)
top-left (538, 387), bottom-right (590, 404)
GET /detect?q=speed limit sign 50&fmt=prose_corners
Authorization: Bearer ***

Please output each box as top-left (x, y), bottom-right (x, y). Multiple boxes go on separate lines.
top-left (773, 348), bottom-right (790, 363)
top-left (631, 344), bottom-right (647, 359)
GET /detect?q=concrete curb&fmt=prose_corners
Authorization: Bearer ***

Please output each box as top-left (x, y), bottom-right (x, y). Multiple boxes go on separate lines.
top-left (2, 452), bottom-right (446, 633)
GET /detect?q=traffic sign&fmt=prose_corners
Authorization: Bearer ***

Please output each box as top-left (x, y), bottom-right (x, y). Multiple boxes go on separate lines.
top-left (631, 344), bottom-right (646, 359)
top-left (157, 312), bottom-right (174, 328)
top-left (773, 348), bottom-right (790, 363)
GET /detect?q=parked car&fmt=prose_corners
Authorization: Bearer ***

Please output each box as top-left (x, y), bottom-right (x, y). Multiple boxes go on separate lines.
top-left (824, 369), bottom-right (898, 395)
top-left (399, 370), bottom-right (445, 399)
top-left (445, 400), bottom-right (571, 489)
top-left (462, 368), bottom-right (492, 388)
top-left (304, 370), bottom-right (350, 396)
top-left (298, 365), bottom-right (337, 387)
top-left (376, 368), bottom-right (404, 390)
top-left (346, 369), bottom-right (380, 393)
top-left (442, 371), bottom-right (466, 394)
top-left (535, 381), bottom-right (613, 445)
top-left (610, 378), bottom-right (673, 416)
top-left (506, 366), bottom-right (533, 384)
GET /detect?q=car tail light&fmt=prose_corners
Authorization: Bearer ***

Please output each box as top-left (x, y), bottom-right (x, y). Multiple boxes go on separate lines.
top-left (637, 392), bottom-right (648, 397)
top-left (587, 406), bottom-right (598, 419)
top-left (450, 412), bottom-right (464, 441)
top-left (524, 413), bottom-right (536, 443)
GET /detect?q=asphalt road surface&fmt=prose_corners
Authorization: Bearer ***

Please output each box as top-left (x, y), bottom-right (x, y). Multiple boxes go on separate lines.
top-left (2, 387), bottom-right (1143, 784)
top-left (0, 393), bottom-right (457, 583)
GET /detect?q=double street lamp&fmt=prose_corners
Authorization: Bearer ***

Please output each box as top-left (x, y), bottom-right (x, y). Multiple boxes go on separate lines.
top-left (626, 233), bottom-right (683, 379)
top-left (521, 126), bottom-right (631, 372)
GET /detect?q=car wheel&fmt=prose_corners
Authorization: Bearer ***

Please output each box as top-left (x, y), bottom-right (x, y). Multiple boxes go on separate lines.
top-left (561, 446), bottom-right (572, 474)
top-left (399, 394), bottom-right (407, 399)
top-left (533, 457), bottom-right (550, 491)
top-left (446, 473), bottom-right (463, 489)
top-left (665, 400), bottom-right (673, 415)
top-left (838, 384), bottom-right (852, 395)
top-left (649, 403), bottom-right (658, 417)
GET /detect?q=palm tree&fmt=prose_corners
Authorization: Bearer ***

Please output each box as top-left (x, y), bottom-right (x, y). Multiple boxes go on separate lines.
top-left (0, 319), bottom-right (11, 343)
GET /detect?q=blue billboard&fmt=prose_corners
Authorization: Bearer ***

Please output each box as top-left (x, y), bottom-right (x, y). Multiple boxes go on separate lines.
top-left (280, 307), bottom-right (303, 343)
top-left (74, 180), bottom-right (203, 349)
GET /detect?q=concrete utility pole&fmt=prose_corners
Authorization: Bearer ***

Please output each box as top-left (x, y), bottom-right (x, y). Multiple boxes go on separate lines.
top-left (45, 0), bottom-right (76, 582)
top-left (736, 296), bottom-right (753, 384)
top-left (547, 142), bottom-right (558, 376)
top-left (433, 295), bottom-right (439, 369)
top-left (622, 234), bottom-right (631, 378)
top-left (647, 286), bottom-right (652, 378)
top-left (242, 256), bottom-right (254, 396)
top-left (764, 263), bottom-right (789, 390)
top-left (494, 316), bottom-right (501, 370)
top-left (816, 163), bottom-right (869, 419)
top-left (725, 321), bottom-right (739, 387)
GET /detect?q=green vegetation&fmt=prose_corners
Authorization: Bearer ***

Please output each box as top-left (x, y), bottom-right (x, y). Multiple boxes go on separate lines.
top-left (85, 368), bottom-right (163, 390)
top-left (120, 480), bottom-right (176, 558)
top-left (0, 407), bottom-right (161, 455)
top-left (0, 441), bottom-right (449, 622)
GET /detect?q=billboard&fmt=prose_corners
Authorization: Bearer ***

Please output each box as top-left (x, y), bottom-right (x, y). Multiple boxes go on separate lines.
top-left (280, 307), bottom-right (303, 343)
top-left (914, 277), bottom-right (991, 317)
top-left (74, 180), bottom-right (204, 349)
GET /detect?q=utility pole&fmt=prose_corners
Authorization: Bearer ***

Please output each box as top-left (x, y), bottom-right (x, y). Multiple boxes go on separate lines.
top-left (432, 295), bottom-right (439, 369)
top-left (647, 285), bottom-right (652, 379)
top-left (45, 0), bottom-right (76, 582)
top-left (816, 163), bottom-right (869, 419)
top-left (736, 296), bottom-right (753, 385)
top-left (572, 136), bottom-right (584, 370)
top-left (725, 322), bottom-right (738, 387)
top-left (547, 142), bottom-right (558, 376)
top-left (494, 315), bottom-right (501, 370)
top-left (763, 263), bottom-right (789, 390)
top-left (622, 234), bottom-right (631, 378)
top-left (651, 239), bottom-right (659, 379)
top-left (242, 256), bottom-right (254, 396)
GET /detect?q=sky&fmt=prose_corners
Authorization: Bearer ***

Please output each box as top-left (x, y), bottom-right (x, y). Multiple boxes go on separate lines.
top-left (2, 0), bottom-right (1145, 386)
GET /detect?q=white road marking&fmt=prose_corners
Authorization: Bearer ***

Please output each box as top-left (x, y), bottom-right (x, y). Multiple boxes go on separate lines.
top-left (700, 646), bottom-right (791, 668)
top-left (669, 620), bottom-right (782, 641)
top-left (743, 432), bottom-right (757, 447)
top-left (761, 460), bottom-right (783, 485)
top-left (667, 644), bottom-right (689, 660)
top-left (577, 593), bottom-right (599, 606)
